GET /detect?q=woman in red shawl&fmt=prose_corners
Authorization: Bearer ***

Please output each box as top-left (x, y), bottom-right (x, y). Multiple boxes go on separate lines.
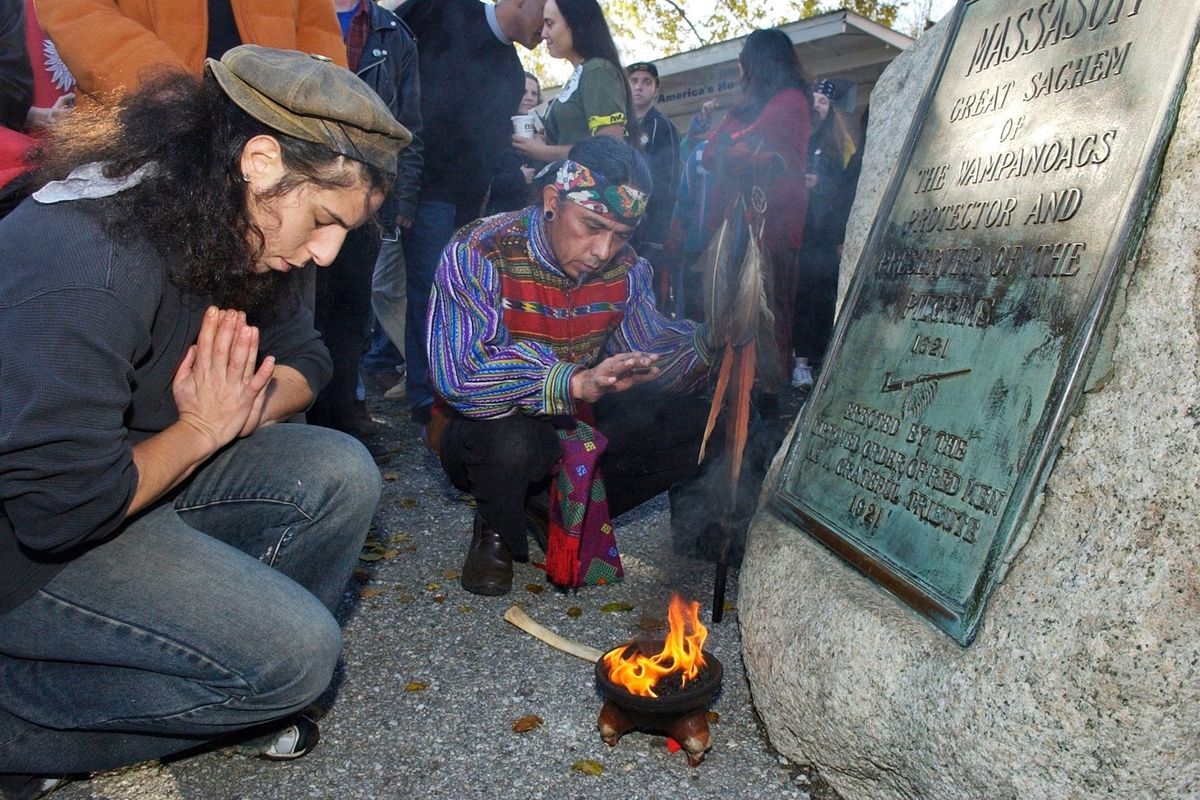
top-left (702, 28), bottom-right (811, 385)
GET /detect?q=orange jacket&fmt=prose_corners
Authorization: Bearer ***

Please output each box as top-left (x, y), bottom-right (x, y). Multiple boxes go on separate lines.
top-left (34, 0), bottom-right (347, 102)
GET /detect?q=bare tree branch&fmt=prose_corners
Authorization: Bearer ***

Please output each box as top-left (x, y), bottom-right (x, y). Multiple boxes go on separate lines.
top-left (654, 0), bottom-right (709, 47)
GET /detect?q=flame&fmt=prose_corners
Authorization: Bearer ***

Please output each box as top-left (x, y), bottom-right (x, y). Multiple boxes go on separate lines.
top-left (602, 594), bottom-right (708, 698)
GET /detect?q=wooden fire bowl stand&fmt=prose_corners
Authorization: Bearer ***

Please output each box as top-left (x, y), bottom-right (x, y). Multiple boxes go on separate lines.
top-left (594, 649), bottom-right (724, 767)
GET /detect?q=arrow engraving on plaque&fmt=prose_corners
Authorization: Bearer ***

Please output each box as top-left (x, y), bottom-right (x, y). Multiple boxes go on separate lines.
top-left (880, 368), bottom-right (971, 393)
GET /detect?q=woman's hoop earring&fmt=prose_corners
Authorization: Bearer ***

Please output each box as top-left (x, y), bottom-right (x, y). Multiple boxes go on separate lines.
top-left (544, 209), bottom-right (555, 221)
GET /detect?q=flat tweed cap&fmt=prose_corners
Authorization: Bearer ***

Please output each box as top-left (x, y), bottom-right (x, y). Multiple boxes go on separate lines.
top-left (206, 44), bottom-right (411, 175)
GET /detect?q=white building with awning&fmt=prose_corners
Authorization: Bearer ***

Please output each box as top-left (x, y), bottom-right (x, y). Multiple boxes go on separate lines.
top-left (654, 10), bottom-right (913, 127)
top-left (546, 10), bottom-right (914, 131)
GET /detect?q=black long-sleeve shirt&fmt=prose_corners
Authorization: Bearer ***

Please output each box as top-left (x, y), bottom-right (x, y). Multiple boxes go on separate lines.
top-left (633, 106), bottom-right (681, 251)
top-left (399, 0), bottom-right (523, 220)
top-left (0, 195), bottom-right (331, 612)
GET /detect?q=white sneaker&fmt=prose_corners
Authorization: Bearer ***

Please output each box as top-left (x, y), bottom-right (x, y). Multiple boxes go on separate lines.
top-left (791, 362), bottom-right (814, 389)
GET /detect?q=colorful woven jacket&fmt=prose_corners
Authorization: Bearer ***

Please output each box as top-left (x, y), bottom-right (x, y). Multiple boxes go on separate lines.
top-left (427, 206), bottom-right (713, 588)
top-left (426, 206), bottom-right (711, 424)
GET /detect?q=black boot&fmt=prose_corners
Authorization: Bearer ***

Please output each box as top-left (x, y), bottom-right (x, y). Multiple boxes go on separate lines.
top-left (460, 513), bottom-right (513, 596)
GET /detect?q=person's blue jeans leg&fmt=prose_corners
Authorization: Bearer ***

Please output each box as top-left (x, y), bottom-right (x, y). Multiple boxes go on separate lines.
top-left (363, 235), bottom-right (406, 375)
top-left (363, 325), bottom-right (404, 375)
top-left (174, 424), bottom-right (381, 610)
top-left (403, 200), bottom-right (457, 415)
top-left (0, 424), bottom-right (380, 773)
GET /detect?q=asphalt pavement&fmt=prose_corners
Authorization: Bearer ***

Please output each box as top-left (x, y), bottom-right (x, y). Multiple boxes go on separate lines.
top-left (51, 391), bottom-right (829, 800)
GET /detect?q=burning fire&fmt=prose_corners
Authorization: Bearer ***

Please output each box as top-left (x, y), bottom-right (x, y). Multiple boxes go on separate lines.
top-left (602, 594), bottom-right (708, 698)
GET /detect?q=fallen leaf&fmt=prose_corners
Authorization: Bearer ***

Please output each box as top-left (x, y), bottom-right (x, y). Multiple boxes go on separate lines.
top-left (525, 583), bottom-right (545, 595)
top-left (443, 569), bottom-right (461, 580)
top-left (358, 542), bottom-right (389, 562)
top-left (396, 593), bottom-right (414, 603)
top-left (723, 601), bottom-right (736, 613)
top-left (600, 602), bottom-right (634, 613)
top-left (382, 472), bottom-right (398, 482)
top-left (706, 710), bottom-right (720, 724)
top-left (567, 606), bottom-right (583, 618)
top-left (352, 568), bottom-right (371, 582)
top-left (388, 532), bottom-right (412, 544)
top-left (381, 549), bottom-right (401, 559)
top-left (425, 582), bottom-right (440, 592)
top-left (398, 498), bottom-right (418, 509)
top-left (359, 587), bottom-right (385, 598)
top-left (570, 759), bottom-right (603, 776)
top-left (433, 595), bottom-right (446, 604)
top-left (459, 605), bottom-right (473, 613)
top-left (637, 616), bottom-right (665, 632)
top-left (404, 681), bottom-right (429, 692)
top-left (511, 714), bottom-right (543, 733)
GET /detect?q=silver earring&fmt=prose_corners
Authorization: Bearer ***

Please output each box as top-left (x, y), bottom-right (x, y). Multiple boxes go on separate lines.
top-left (242, 174), bottom-right (251, 182)
top-left (544, 208), bottom-right (555, 221)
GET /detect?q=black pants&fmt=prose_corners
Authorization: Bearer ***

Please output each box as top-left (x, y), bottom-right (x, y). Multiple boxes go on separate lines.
top-left (792, 238), bottom-right (840, 363)
top-left (438, 386), bottom-right (713, 561)
top-left (310, 226), bottom-right (380, 431)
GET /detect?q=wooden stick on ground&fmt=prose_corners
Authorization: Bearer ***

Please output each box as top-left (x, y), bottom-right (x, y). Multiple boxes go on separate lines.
top-left (504, 605), bottom-right (605, 663)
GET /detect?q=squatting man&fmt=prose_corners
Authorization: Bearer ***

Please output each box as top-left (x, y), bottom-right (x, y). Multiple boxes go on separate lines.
top-left (425, 136), bottom-right (717, 597)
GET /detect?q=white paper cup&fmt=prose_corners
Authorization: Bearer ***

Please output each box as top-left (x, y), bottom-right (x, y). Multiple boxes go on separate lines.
top-left (511, 114), bottom-right (537, 138)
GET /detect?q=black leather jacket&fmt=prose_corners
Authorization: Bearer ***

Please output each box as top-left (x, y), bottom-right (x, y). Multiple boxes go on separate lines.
top-left (356, 2), bottom-right (423, 228)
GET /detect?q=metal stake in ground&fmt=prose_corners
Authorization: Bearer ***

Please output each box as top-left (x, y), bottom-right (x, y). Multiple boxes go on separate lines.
top-left (697, 182), bottom-right (771, 624)
top-left (712, 513), bottom-right (733, 623)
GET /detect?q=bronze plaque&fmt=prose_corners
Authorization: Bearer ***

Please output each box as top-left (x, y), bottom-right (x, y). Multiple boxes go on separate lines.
top-left (771, 0), bottom-right (1200, 644)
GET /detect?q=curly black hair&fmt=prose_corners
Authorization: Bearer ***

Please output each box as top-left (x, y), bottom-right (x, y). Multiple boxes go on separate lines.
top-left (20, 70), bottom-right (391, 317)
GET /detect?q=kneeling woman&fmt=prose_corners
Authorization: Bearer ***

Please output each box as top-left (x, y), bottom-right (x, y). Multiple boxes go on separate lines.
top-left (0, 46), bottom-right (409, 791)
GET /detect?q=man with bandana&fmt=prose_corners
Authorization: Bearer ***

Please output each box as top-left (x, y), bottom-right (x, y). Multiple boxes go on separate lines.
top-left (426, 137), bottom-right (715, 596)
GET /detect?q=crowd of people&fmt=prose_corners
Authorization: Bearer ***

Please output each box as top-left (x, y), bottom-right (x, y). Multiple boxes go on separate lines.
top-left (0, 0), bottom-right (864, 796)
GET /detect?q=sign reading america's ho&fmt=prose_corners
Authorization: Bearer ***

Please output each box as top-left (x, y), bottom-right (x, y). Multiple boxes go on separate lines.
top-left (771, 0), bottom-right (1200, 645)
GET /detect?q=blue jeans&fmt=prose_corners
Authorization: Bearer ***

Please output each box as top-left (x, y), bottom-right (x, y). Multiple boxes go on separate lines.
top-left (0, 424), bottom-right (381, 773)
top-left (363, 327), bottom-right (404, 375)
top-left (362, 235), bottom-right (406, 374)
top-left (403, 200), bottom-right (457, 411)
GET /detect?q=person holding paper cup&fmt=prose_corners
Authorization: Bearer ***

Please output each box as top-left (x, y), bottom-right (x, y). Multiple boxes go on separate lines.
top-left (489, 72), bottom-right (543, 214)
top-left (511, 71), bottom-right (543, 141)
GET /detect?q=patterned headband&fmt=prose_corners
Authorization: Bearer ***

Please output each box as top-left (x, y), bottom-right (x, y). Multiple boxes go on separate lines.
top-left (553, 159), bottom-right (648, 225)
top-left (815, 79), bottom-right (837, 100)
